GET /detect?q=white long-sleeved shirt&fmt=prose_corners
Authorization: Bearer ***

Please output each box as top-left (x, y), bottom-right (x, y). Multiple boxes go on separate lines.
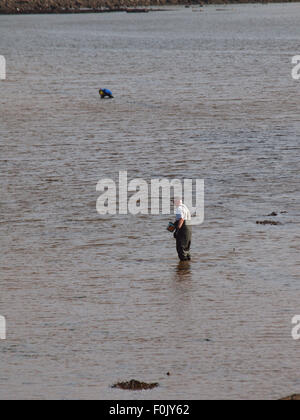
top-left (175, 204), bottom-right (191, 221)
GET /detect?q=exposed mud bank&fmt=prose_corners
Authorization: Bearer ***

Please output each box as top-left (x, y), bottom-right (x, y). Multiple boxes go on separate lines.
top-left (1, 0), bottom-right (299, 15)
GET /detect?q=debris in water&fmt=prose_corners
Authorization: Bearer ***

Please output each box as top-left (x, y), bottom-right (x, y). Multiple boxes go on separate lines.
top-left (112, 379), bottom-right (159, 390)
top-left (267, 211), bottom-right (278, 216)
top-left (256, 220), bottom-right (282, 226)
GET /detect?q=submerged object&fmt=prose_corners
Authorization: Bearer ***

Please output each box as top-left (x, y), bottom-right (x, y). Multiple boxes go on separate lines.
top-left (99, 88), bottom-right (114, 99)
top-left (256, 220), bottom-right (282, 226)
top-left (112, 379), bottom-right (159, 390)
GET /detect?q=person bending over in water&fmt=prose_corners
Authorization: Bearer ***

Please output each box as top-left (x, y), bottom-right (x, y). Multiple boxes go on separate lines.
top-left (173, 198), bottom-right (192, 261)
top-left (99, 88), bottom-right (114, 99)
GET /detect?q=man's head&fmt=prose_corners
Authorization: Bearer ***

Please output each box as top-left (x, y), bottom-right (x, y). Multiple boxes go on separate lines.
top-left (174, 197), bottom-right (182, 207)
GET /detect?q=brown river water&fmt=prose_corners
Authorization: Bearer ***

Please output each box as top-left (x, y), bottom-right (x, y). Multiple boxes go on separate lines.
top-left (0, 4), bottom-right (300, 400)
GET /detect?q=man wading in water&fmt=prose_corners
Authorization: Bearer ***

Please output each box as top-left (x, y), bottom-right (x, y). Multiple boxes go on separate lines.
top-left (174, 198), bottom-right (192, 261)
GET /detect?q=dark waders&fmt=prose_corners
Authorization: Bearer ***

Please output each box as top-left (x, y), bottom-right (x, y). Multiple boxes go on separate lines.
top-left (176, 221), bottom-right (192, 261)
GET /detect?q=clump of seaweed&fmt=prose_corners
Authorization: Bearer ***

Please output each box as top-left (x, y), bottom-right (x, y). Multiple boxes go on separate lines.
top-left (112, 379), bottom-right (159, 390)
top-left (280, 394), bottom-right (300, 400)
top-left (267, 211), bottom-right (278, 217)
top-left (256, 220), bottom-right (282, 226)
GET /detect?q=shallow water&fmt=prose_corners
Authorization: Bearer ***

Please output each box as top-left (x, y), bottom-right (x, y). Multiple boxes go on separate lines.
top-left (0, 4), bottom-right (300, 400)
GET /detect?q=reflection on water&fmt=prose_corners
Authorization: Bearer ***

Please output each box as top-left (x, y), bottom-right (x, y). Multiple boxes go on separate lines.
top-left (0, 4), bottom-right (300, 400)
top-left (174, 261), bottom-right (192, 281)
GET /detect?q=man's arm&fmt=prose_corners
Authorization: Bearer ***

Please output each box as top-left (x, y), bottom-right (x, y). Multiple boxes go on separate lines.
top-left (177, 218), bottom-right (184, 230)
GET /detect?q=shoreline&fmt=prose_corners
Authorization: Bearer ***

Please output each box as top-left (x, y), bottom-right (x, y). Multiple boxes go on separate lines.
top-left (1, 1), bottom-right (300, 16)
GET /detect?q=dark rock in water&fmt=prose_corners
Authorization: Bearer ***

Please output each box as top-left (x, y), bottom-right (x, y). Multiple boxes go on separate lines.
top-left (280, 394), bottom-right (300, 400)
top-left (112, 379), bottom-right (159, 390)
top-left (267, 211), bottom-right (278, 217)
top-left (256, 220), bottom-right (282, 226)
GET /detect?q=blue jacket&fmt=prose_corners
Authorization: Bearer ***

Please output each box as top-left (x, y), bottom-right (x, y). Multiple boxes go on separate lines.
top-left (102, 88), bottom-right (112, 96)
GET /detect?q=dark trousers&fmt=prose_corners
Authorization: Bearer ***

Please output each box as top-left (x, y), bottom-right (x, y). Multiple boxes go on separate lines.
top-left (176, 223), bottom-right (192, 261)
